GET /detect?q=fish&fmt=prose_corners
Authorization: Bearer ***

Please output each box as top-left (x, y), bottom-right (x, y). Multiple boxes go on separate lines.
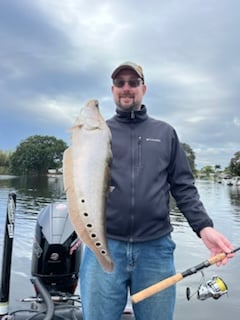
top-left (63, 99), bottom-right (114, 272)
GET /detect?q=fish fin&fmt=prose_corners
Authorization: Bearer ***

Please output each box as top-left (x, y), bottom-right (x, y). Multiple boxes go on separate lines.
top-left (63, 148), bottom-right (91, 239)
top-left (63, 149), bottom-right (114, 272)
top-left (62, 147), bottom-right (72, 191)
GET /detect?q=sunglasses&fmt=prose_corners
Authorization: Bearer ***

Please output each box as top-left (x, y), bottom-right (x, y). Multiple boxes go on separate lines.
top-left (113, 78), bottom-right (143, 88)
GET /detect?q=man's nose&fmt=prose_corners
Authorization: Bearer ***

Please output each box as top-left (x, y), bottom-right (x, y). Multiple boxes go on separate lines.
top-left (122, 82), bottom-right (131, 89)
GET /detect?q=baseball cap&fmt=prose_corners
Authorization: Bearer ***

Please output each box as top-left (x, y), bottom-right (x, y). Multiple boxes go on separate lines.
top-left (111, 61), bottom-right (144, 83)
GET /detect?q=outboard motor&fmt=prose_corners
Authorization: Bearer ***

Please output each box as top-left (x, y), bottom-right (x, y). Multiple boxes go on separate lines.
top-left (1, 199), bottom-right (134, 320)
top-left (31, 202), bottom-right (81, 296)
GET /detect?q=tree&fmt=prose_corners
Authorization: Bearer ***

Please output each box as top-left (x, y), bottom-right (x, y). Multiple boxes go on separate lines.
top-left (201, 165), bottom-right (214, 177)
top-left (229, 151), bottom-right (240, 176)
top-left (0, 150), bottom-right (10, 167)
top-left (181, 143), bottom-right (196, 174)
top-left (10, 135), bottom-right (68, 175)
top-left (214, 164), bottom-right (221, 172)
top-left (0, 150), bottom-right (13, 174)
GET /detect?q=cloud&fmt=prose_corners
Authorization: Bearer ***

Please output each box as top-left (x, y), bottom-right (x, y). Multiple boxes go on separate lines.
top-left (233, 117), bottom-right (240, 127)
top-left (0, 0), bottom-right (239, 169)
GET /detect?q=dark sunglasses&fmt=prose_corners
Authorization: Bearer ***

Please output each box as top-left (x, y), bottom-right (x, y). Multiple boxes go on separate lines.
top-left (113, 78), bottom-right (143, 88)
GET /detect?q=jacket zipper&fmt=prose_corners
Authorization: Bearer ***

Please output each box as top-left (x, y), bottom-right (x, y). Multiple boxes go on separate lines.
top-left (130, 127), bottom-right (135, 242)
top-left (130, 133), bottom-right (143, 241)
top-left (137, 136), bottom-right (142, 168)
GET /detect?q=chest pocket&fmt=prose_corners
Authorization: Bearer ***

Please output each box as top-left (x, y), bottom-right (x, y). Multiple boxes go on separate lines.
top-left (138, 136), bottom-right (171, 172)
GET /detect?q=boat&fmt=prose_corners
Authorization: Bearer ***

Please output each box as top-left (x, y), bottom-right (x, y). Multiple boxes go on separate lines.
top-left (229, 176), bottom-right (240, 186)
top-left (47, 168), bottom-right (63, 176)
top-left (224, 176), bottom-right (240, 186)
top-left (0, 193), bottom-right (134, 320)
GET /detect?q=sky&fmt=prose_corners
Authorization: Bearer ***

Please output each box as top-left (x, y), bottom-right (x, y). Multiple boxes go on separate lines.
top-left (0, 0), bottom-right (239, 169)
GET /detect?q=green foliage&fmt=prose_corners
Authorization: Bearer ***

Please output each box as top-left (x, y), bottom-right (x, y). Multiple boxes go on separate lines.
top-left (0, 150), bottom-right (11, 166)
top-left (229, 151), bottom-right (240, 176)
top-left (0, 150), bottom-right (13, 174)
top-left (9, 135), bottom-right (68, 175)
top-left (181, 143), bottom-right (196, 174)
top-left (200, 165), bottom-right (214, 177)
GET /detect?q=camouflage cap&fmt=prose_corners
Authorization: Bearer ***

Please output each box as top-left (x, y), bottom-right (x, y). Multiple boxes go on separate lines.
top-left (111, 61), bottom-right (144, 83)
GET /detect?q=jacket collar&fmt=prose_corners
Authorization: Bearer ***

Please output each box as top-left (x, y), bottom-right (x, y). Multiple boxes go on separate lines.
top-left (114, 105), bottom-right (148, 123)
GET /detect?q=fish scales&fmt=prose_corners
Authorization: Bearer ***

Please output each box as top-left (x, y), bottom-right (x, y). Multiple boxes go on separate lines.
top-left (63, 99), bottom-right (114, 272)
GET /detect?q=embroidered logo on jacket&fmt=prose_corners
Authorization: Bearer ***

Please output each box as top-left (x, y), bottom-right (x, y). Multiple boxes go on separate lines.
top-left (146, 138), bottom-right (161, 143)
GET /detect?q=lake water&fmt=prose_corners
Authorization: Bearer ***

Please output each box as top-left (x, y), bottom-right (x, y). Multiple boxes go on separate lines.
top-left (0, 175), bottom-right (240, 319)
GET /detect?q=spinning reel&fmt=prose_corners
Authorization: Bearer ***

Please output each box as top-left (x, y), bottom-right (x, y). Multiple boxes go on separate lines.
top-left (186, 272), bottom-right (228, 301)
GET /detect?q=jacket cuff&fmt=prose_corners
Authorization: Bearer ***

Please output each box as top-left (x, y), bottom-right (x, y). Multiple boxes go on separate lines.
top-left (195, 220), bottom-right (214, 238)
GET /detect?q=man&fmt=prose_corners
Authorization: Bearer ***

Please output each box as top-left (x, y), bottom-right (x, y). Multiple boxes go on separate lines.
top-left (80, 61), bottom-right (233, 320)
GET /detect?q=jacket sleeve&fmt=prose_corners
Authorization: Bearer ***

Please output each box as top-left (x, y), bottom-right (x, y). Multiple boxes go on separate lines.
top-left (167, 129), bottom-right (213, 237)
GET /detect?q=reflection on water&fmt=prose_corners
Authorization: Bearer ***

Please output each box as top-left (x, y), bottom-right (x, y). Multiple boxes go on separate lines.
top-left (0, 176), bottom-right (240, 319)
top-left (228, 186), bottom-right (240, 211)
top-left (0, 175), bottom-right (66, 215)
top-left (0, 175), bottom-right (67, 312)
top-left (173, 180), bottom-right (240, 320)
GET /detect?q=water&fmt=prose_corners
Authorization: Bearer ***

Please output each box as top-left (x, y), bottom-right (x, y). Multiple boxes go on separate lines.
top-left (0, 175), bottom-right (66, 312)
top-left (173, 180), bottom-right (240, 319)
top-left (0, 175), bottom-right (240, 319)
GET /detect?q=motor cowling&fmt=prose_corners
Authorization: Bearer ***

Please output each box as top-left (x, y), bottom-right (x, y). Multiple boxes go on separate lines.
top-left (31, 202), bottom-right (81, 295)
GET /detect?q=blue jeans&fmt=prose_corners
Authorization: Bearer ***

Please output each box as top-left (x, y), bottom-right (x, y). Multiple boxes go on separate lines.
top-left (80, 235), bottom-right (176, 320)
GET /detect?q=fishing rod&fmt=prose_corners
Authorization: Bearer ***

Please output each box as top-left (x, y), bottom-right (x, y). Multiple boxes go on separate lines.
top-left (131, 246), bottom-right (240, 304)
top-left (0, 192), bottom-right (16, 318)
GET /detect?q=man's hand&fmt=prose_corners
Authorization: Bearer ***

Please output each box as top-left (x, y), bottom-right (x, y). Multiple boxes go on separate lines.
top-left (200, 226), bottom-right (234, 266)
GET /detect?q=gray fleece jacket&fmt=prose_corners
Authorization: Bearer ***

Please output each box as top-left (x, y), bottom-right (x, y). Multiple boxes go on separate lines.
top-left (106, 105), bottom-right (213, 242)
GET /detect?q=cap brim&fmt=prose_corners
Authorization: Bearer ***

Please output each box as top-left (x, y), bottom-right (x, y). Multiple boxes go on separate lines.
top-left (111, 65), bottom-right (142, 79)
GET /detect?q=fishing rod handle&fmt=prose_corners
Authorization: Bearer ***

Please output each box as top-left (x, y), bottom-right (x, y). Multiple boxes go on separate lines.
top-left (131, 252), bottom-right (227, 304)
top-left (208, 252), bottom-right (226, 265)
top-left (131, 273), bottom-right (183, 304)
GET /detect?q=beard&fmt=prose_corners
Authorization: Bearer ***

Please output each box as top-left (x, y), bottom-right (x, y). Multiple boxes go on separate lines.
top-left (115, 94), bottom-right (140, 112)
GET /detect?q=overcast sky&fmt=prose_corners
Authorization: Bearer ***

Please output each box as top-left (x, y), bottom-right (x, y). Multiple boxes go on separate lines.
top-left (0, 0), bottom-right (239, 169)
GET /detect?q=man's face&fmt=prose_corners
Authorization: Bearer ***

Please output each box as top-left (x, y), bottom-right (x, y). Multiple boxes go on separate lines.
top-left (111, 69), bottom-right (146, 111)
